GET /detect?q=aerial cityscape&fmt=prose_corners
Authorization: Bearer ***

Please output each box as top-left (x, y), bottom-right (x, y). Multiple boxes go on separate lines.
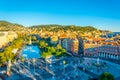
top-left (0, 0), bottom-right (120, 80)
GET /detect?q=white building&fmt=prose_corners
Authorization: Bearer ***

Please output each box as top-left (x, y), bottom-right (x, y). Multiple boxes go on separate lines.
top-left (0, 33), bottom-right (8, 48)
top-left (0, 31), bottom-right (18, 48)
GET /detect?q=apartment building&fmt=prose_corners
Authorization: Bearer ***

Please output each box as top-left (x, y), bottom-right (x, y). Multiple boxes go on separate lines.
top-left (0, 31), bottom-right (17, 48)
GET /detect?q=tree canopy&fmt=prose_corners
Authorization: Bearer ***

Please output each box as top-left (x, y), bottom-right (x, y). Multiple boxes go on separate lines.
top-left (0, 38), bottom-right (24, 65)
top-left (39, 40), bottom-right (66, 58)
top-left (98, 72), bottom-right (114, 80)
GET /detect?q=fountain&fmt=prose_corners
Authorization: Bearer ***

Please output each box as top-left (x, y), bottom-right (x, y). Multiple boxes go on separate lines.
top-left (92, 57), bottom-right (107, 68)
top-left (97, 58), bottom-right (100, 65)
top-left (22, 35), bottom-right (40, 59)
top-left (21, 44), bottom-right (40, 59)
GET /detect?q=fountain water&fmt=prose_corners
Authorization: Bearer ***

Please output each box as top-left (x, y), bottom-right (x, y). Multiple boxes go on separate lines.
top-left (97, 58), bottom-right (100, 65)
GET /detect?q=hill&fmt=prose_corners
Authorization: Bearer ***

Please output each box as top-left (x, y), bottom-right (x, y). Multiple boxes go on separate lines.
top-left (30, 24), bottom-right (98, 32)
top-left (0, 21), bottom-right (25, 31)
top-left (0, 21), bottom-right (102, 33)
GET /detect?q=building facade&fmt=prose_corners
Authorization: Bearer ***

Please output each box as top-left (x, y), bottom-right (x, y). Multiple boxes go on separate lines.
top-left (0, 31), bottom-right (18, 49)
top-left (98, 45), bottom-right (120, 60)
top-left (77, 35), bottom-right (84, 56)
top-left (84, 43), bottom-right (120, 60)
top-left (66, 38), bottom-right (79, 55)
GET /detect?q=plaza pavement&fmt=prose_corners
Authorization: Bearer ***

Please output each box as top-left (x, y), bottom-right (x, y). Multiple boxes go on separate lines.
top-left (0, 56), bottom-right (120, 80)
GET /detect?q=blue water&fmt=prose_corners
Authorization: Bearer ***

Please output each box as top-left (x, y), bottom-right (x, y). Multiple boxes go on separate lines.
top-left (21, 45), bottom-right (41, 59)
top-left (114, 32), bottom-right (120, 35)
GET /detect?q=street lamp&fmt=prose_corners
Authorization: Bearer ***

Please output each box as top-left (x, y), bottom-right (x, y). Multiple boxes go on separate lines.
top-left (32, 58), bottom-right (36, 73)
top-left (27, 58), bottom-right (30, 69)
top-left (23, 54), bottom-right (30, 69)
top-left (7, 59), bottom-right (12, 76)
top-left (62, 60), bottom-right (66, 79)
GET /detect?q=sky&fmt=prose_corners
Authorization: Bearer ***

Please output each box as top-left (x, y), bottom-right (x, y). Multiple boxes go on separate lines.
top-left (0, 0), bottom-right (120, 31)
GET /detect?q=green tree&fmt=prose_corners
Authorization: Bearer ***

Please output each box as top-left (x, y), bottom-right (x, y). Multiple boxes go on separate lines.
top-left (21, 56), bottom-right (25, 62)
top-left (0, 53), bottom-right (7, 64)
top-left (0, 37), bottom-right (24, 65)
top-left (98, 72), bottom-right (114, 80)
top-left (56, 51), bottom-right (61, 56)
top-left (41, 51), bottom-right (52, 58)
top-left (47, 47), bottom-right (56, 54)
top-left (39, 41), bottom-right (48, 51)
top-left (56, 44), bottom-right (62, 52)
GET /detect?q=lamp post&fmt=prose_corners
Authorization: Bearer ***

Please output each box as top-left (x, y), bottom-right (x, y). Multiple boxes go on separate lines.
top-left (27, 58), bottom-right (30, 69)
top-left (45, 58), bottom-right (48, 70)
top-left (63, 60), bottom-right (66, 79)
top-left (7, 59), bottom-right (12, 76)
top-left (32, 58), bottom-right (36, 73)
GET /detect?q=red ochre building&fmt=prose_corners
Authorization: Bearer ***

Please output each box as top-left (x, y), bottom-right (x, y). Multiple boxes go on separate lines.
top-left (84, 40), bottom-right (120, 60)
